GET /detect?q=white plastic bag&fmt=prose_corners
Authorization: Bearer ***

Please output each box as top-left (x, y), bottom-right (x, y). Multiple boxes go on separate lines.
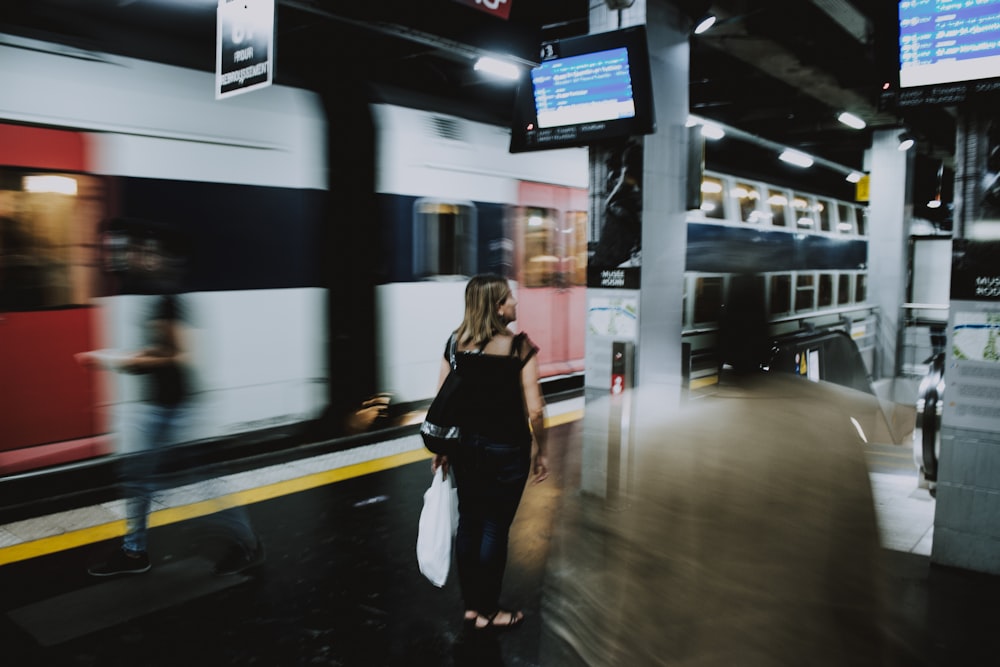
top-left (416, 467), bottom-right (459, 587)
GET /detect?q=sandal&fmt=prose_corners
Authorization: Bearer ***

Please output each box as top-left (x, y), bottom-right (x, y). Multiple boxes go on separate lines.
top-left (474, 609), bottom-right (524, 631)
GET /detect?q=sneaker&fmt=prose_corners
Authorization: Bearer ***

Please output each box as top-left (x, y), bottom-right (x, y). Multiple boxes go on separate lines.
top-left (88, 548), bottom-right (151, 577)
top-left (214, 539), bottom-right (265, 576)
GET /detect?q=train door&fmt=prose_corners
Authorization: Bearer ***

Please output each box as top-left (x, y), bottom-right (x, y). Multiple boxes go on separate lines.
top-left (513, 182), bottom-right (588, 378)
top-left (0, 124), bottom-right (109, 474)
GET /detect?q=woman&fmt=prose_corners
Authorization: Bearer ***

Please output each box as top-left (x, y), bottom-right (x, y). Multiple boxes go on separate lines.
top-left (432, 273), bottom-right (549, 630)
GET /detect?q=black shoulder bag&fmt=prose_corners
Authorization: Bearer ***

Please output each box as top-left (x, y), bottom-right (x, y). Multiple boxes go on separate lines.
top-left (420, 333), bottom-right (464, 456)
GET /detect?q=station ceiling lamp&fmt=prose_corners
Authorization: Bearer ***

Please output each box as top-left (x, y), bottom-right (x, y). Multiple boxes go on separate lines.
top-left (837, 111), bottom-right (867, 130)
top-left (898, 132), bottom-right (916, 151)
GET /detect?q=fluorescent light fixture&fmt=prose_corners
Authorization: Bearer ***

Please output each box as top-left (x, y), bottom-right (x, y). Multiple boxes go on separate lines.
top-left (846, 171), bottom-right (864, 183)
top-left (837, 111), bottom-right (866, 129)
top-left (474, 56), bottom-right (520, 81)
top-left (23, 175), bottom-right (78, 194)
top-left (694, 14), bottom-right (717, 35)
top-left (778, 149), bottom-right (814, 168)
top-left (897, 132), bottom-right (915, 151)
top-left (700, 122), bottom-right (725, 140)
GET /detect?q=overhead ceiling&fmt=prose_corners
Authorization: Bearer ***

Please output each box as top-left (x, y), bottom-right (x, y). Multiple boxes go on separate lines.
top-left (0, 0), bottom-right (956, 205)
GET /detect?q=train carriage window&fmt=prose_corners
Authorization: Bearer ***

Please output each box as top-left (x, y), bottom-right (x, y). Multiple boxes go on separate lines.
top-left (856, 206), bottom-right (868, 236)
top-left (836, 202), bottom-right (856, 234)
top-left (855, 273), bottom-right (867, 302)
top-left (565, 210), bottom-right (589, 286)
top-left (769, 273), bottom-right (792, 315)
top-left (795, 273), bottom-right (815, 312)
top-left (517, 206), bottom-right (559, 287)
top-left (413, 200), bottom-right (477, 279)
top-left (700, 176), bottom-right (725, 219)
top-left (816, 198), bottom-right (832, 232)
top-left (734, 181), bottom-right (762, 223)
top-left (793, 195), bottom-right (815, 229)
top-left (0, 170), bottom-right (102, 311)
top-left (818, 273), bottom-right (834, 308)
top-left (838, 274), bottom-right (852, 305)
top-left (693, 275), bottom-right (725, 325)
top-left (767, 189), bottom-right (788, 227)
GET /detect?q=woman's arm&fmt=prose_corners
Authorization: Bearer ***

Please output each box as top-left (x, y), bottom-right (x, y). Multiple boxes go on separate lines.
top-left (521, 354), bottom-right (549, 483)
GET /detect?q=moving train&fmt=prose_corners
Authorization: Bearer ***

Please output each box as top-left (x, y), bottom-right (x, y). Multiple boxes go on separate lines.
top-left (0, 32), bottom-right (873, 475)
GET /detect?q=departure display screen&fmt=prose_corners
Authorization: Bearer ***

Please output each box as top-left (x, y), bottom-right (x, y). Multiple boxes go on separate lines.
top-left (899, 0), bottom-right (1000, 88)
top-left (509, 26), bottom-right (655, 153)
top-left (530, 47), bottom-right (636, 128)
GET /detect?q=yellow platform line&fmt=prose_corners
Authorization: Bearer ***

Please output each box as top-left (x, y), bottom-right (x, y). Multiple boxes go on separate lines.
top-left (0, 410), bottom-right (585, 567)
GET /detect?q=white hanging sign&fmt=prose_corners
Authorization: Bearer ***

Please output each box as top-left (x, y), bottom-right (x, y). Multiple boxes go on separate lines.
top-left (216, 0), bottom-right (274, 99)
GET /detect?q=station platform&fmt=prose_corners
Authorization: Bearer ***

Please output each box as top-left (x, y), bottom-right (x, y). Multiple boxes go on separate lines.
top-left (1, 393), bottom-right (998, 666)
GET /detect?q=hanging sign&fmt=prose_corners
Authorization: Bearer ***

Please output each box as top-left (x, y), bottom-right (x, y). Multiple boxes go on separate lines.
top-left (452, 0), bottom-right (512, 20)
top-left (216, 0), bottom-right (274, 99)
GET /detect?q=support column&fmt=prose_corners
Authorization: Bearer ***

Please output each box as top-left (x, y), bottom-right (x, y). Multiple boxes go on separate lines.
top-left (581, 0), bottom-right (690, 501)
top-left (868, 128), bottom-right (912, 382)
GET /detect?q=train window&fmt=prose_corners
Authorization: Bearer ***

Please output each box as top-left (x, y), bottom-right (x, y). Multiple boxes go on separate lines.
top-left (855, 273), bottom-right (867, 302)
top-left (838, 274), bottom-right (852, 305)
top-left (816, 198), bottom-right (832, 232)
top-left (818, 274), bottom-right (834, 308)
top-left (734, 181), bottom-right (762, 223)
top-left (565, 210), bottom-right (589, 286)
top-left (767, 189), bottom-right (788, 227)
top-left (769, 274), bottom-right (792, 315)
top-left (0, 170), bottom-right (103, 311)
top-left (795, 273), bottom-right (815, 312)
top-left (792, 195), bottom-right (815, 229)
top-left (693, 275), bottom-right (724, 324)
top-left (518, 206), bottom-right (559, 287)
top-left (836, 202), bottom-right (856, 234)
top-left (700, 176), bottom-right (725, 219)
top-left (856, 206), bottom-right (868, 236)
top-left (413, 200), bottom-right (477, 279)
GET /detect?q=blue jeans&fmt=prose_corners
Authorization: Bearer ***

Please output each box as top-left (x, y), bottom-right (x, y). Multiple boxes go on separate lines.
top-left (451, 434), bottom-right (530, 614)
top-left (122, 403), bottom-right (184, 553)
top-left (122, 404), bottom-right (256, 555)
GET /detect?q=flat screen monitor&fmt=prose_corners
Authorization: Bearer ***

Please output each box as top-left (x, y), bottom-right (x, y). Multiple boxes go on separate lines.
top-left (897, 0), bottom-right (1000, 95)
top-left (510, 26), bottom-right (655, 153)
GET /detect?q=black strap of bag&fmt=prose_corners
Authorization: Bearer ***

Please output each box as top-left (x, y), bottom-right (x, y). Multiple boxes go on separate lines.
top-left (420, 333), bottom-right (463, 455)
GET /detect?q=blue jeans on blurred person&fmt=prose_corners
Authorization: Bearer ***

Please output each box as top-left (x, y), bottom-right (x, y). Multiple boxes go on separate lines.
top-left (122, 403), bottom-right (184, 553)
top-left (121, 403), bottom-right (257, 556)
top-left (451, 434), bottom-right (530, 615)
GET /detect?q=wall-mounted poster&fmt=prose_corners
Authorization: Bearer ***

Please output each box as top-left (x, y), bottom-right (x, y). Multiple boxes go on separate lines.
top-left (587, 139), bottom-right (643, 289)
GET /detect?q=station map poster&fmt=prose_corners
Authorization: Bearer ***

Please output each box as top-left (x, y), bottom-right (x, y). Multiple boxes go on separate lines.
top-left (216, 0), bottom-right (274, 99)
top-left (942, 239), bottom-right (1000, 432)
top-left (587, 138), bottom-right (643, 289)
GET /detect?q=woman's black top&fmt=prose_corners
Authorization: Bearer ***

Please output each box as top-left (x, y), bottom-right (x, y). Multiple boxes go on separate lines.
top-left (445, 332), bottom-right (538, 447)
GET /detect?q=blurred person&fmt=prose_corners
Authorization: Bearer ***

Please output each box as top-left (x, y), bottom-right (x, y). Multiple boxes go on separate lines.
top-left (80, 225), bottom-right (263, 577)
top-left (431, 273), bottom-right (549, 631)
top-left (539, 276), bottom-right (921, 666)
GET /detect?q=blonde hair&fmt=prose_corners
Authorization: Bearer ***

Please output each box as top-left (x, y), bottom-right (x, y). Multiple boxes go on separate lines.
top-left (455, 273), bottom-right (512, 348)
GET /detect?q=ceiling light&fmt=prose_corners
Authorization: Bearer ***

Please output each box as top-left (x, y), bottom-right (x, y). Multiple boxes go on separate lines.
top-left (846, 171), bottom-right (864, 183)
top-left (778, 149), bottom-right (814, 168)
top-left (897, 132), bottom-right (915, 151)
top-left (700, 122), bottom-right (725, 140)
top-left (927, 198), bottom-right (942, 209)
top-left (837, 111), bottom-right (866, 130)
top-left (694, 14), bottom-right (717, 34)
top-left (473, 56), bottom-right (520, 81)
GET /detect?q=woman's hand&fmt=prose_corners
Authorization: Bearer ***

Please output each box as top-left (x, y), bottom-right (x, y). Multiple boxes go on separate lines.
top-left (432, 454), bottom-right (450, 480)
top-left (531, 453), bottom-right (549, 484)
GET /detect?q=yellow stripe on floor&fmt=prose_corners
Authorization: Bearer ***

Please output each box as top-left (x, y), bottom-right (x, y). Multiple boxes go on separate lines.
top-left (0, 410), bottom-right (584, 566)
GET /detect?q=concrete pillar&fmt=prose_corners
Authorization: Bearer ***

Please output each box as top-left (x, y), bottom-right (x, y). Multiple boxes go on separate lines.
top-left (868, 128), bottom-right (911, 382)
top-left (581, 0), bottom-right (690, 501)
